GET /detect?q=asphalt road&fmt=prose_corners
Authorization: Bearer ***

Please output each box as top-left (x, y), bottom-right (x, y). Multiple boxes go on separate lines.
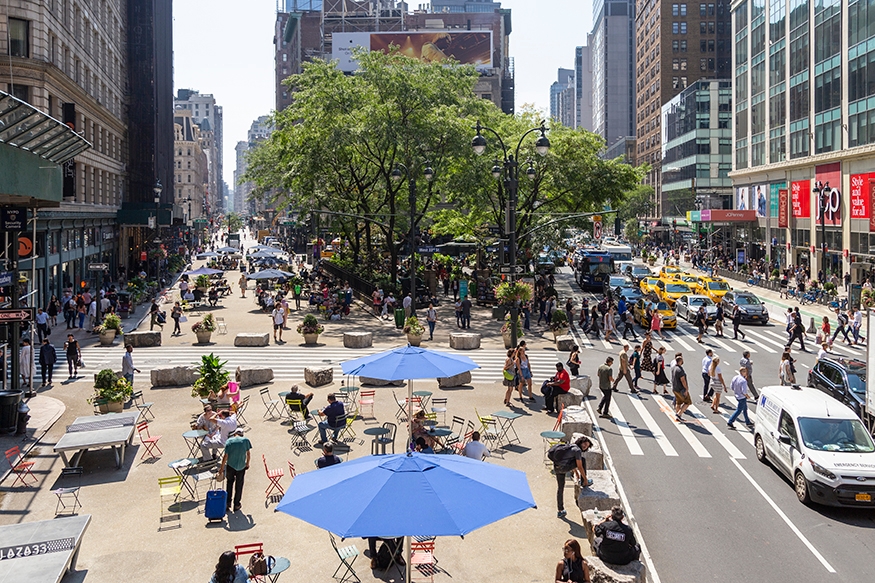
top-left (550, 269), bottom-right (875, 582)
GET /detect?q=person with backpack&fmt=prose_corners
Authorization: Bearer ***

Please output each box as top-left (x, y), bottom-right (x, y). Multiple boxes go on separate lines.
top-left (593, 506), bottom-right (640, 566)
top-left (831, 307), bottom-right (852, 345)
top-left (550, 436), bottom-right (592, 519)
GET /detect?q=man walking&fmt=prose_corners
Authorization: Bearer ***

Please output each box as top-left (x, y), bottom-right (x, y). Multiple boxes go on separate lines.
top-left (460, 295), bottom-right (472, 329)
top-left (701, 349), bottom-right (714, 402)
top-left (726, 368), bottom-right (754, 429)
top-left (35, 308), bottom-right (49, 343)
top-left (271, 304), bottom-right (285, 343)
top-left (612, 344), bottom-right (636, 393)
top-left (852, 307), bottom-right (863, 345)
top-left (218, 428), bottom-right (252, 513)
top-left (622, 309), bottom-right (638, 340)
top-left (671, 355), bottom-right (692, 421)
top-left (788, 308), bottom-right (807, 351)
top-left (122, 344), bottom-right (141, 385)
top-left (403, 293), bottom-right (413, 319)
top-left (39, 338), bottom-right (57, 386)
top-left (739, 351), bottom-right (757, 398)
top-left (553, 436), bottom-right (592, 518)
top-left (596, 357), bottom-right (615, 419)
top-left (731, 305), bottom-right (746, 340)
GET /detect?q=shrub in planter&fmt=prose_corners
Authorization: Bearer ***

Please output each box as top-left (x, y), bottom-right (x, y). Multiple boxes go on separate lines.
top-left (192, 313), bottom-right (217, 333)
top-left (296, 314), bottom-right (324, 335)
top-left (88, 369), bottom-right (133, 404)
top-left (95, 313), bottom-right (124, 335)
top-left (549, 309), bottom-right (569, 332)
top-left (402, 316), bottom-right (425, 336)
top-left (192, 353), bottom-right (230, 399)
top-left (500, 313), bottom-right (524, 338)
top-left (494, 281), bottom-right (534, 305)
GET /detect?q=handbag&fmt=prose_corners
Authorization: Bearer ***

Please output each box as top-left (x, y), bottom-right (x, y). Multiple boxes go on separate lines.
top-left (77, 358), bottom-right (85, 368)
top-left (502, 369), bottom-right (514, 381)
top-left (179, 315), bottom-right (188, 323)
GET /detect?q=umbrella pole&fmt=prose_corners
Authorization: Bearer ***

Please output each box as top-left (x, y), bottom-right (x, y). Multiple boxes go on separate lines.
top-left (405, 535), bottom-right (412, 583)
top-left (407, 379), bottom-right (413, 451)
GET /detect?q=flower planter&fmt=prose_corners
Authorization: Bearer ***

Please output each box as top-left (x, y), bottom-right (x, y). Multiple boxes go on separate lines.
top-left (99, 329), bottom-right (117, 346)
top-left (552, 327), bottom-right (569, 341)
top-left (195, 330), bottom-right (212, 344)
top-left (303, 333), bottom-right (320, 345)
top-left (98, 400), bottom-right (124, 414)
top-left (502, 331), bottom-right (514, 349)
top-left (407, 334), bottom-right (422, 347)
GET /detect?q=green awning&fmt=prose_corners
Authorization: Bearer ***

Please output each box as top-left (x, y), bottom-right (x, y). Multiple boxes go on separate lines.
top-left (283, 12), bottom-right (301, 44)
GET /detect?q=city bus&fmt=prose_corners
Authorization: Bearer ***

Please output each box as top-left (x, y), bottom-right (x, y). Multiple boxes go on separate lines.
top-left (575, 250), bottom-right (615, 290)
top-left (602, 243), bottom-right (634, 263)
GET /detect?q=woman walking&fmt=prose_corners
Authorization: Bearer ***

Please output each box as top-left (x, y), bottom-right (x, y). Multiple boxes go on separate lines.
top-left (714, 303), bottom-right (725, 337)
top-left (238, 273), bottom-right (247, 298)
top-left (650, 310), bottom-right (664, 340)
top-left (653, 346), bottom-right (670, 394)
top-left (641, 332), bottom-right (655, 391)
top-left (171, 301), bottom-right (183, 335)
top-left (516, 341), bottom-right (534, 401)
top-left (604, 307), bottom-right (617, 343)
top-left (47, 295), bottom-right (60, 327)
top-left (630, 344), bottom-right (642, 391)
top-left (567, 345), bottom-right (581, 376)
top-left (63, 333), bottom-right (81, 379)
top-left (587, 305), bottom-right (601, 338)
top-left (709, 356), bottom-right (726, 413)
top-left (502, 348), bottom-right (519, 406)
top-left (779, 352), bottom-right (795, 385)
top-left (426, 302), bottom-right (437, 341)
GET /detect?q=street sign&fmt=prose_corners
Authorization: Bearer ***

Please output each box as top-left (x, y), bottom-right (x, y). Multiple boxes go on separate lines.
top-left (499, 265), bottom-right (525, 274)
top-left (0, 308), bottom-right (34, 322)
top-left (594, 220), bottom-right (603, 239)
top-left (88, 263), bottom-right (109, 271)
top-left (0, 272), bottom-right (11, 287)
top-left (417, 246), bottom-right (439, 254)
top-left (488, 226), bottom-right (501, 235)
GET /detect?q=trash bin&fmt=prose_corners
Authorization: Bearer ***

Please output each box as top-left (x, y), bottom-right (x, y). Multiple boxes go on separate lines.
top-left (394, 308), bottom-right (406, 329)
top-left (0, 391), bottom-right (22, 434)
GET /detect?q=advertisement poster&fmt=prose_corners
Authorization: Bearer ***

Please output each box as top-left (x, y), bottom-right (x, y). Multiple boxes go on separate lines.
top-left (753, 184), bottom-right (768, 218)
top-left (815, 163), bottom-right (842, 226)
top-left (871, 181), bottom-right (875, 232)
top-left (736, 186), bottom-right (750, 211)
top-left (769, 183), bottom-right (785, 218)
top-left (778, 188), bottom-right (789, 228)
top-left (333, 31), bottom-right (493, 73)
top-left (850, 172), bottom-right (873, 222)
top-left (791, 180), bottom-right (810, 218)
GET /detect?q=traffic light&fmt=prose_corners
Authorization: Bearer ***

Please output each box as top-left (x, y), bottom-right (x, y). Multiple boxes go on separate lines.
top-left (614, 216), bottom-right (621, 236)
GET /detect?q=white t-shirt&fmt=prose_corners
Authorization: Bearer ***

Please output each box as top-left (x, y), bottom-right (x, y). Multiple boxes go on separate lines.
top-left (272, 308), bottom-right (285, 325)
top-left (817, 347), bottom-right (828, 361)
top-left (853, 311), bottom-right (863, 327)
top-left (462, 440), bottom-right (490, 460)
top-left (702, 356), bottom-right (712, 374)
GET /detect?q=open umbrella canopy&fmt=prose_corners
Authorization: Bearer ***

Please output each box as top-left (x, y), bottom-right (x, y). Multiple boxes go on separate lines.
top-left (196, 251), bottom-right (220, 258)
top-left (246, 268), bottom-right (294, 280)
top-left (341, 345), bottom-right (479, 381)
top-left (248, 250), bottom-right (284, 259)
top-left (216, 246), bottom-right (238, 254)
top-left (249, 245), bottom-right (285, 255)
top-left (183, 266), bottom-right (224, 276)
top-left (275, 452), bottom-right (535, 538)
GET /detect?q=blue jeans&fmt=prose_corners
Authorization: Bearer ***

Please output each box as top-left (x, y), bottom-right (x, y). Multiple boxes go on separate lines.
top-left (124, 372), bottom-right (134, 386)
top-left (318, 421), bottom-right (342, 443)
top-left (427, 320), bottom-right (436, 339)
top-left (727, 397), bottom-right (751, 425)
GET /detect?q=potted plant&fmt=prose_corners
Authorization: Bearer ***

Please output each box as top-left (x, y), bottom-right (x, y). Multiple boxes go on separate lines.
top-left (88, 369), bottom-right (133, 413)
top-left (195, 274), bottom-right (210, 291)
top-left (549, 309), bottom-right (569, 340)
top-left (500, 313), bottom-right (524, 348)
top-left (402, 315), bottom-right (425, 346)
top-left (192, 353), bottom-right (230, 399)
top-left (862, 289), bottom-right (875, 309)
top-left (647, 254), bottom-right (656, 266)
top-left (95, 313), bottom-right (124, 346)
top-left (297, 314), bottom-right (324, 345)
top-left (192, 313), bottom-right (217, 344)
top-left (494, 281), bottom-right (534, 305)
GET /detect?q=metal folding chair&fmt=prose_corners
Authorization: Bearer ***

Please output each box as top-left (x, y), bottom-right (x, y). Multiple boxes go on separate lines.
top-left (357, 390), bottom-right (376, 419)
top-left (137, 421), bottom-right (163, 460)
top-left (474, 409), bottom-right (498, 444)
top-left (260, 387), bottom-right (285, 420)
top-left (443, 416), bottom-right (466, 450)
top-left (336, 415), bottom-right (357, 443)
top-left (286, 399), bottom-right (308, 422)
top-left (430, 397), bottom-right (448, 425)
top-left (216, 316), bottom-right (228, 334)
top-left (4, 446), bottom-right (37, 487)
top-left (372, 422), bottom-right (397, 455)
top-left (158, 476), bottom-right (182, 527)
top-left (191, 470), bottom-right (215, 511)
top-left (235, 395), bottom-right (251, 426)
top-left (131, 390), bottom-right (155, 421)
top-left (262, 454), bottom-right (285, 500)
top-left (289, 420), bottom-right (315, 453)
top-left (410, 539), bottom-right (438, 583)
top-left (53, 466), bottom-right (83, 515)
top-left (451, 421), bottom-right (476, 454)
top-left (329, 532), bottom-right (361, 583)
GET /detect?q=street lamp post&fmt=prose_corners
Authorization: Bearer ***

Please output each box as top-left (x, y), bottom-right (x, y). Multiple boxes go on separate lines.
top-left (152, 180), bottom-right (162, 280)
top-left (392, 161), bottom-right (434, 317)
top-left (472, 120), bottom-right (550, 348)
top-left (813, 181), bottom-right (830, 279)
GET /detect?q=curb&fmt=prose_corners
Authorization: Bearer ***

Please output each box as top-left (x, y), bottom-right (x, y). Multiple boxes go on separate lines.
top-left (0, 395), bottom-right (66, 486)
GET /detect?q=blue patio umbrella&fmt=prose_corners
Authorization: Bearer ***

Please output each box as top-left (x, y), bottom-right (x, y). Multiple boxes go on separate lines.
top-left (275, 452), bottom-right (535, 582)
top-left (196, 251), bottom-right (220, 258)
top-left (248, 245), bottom-right (285, 255)
top-left (216, 246), bottom-right (238, 254)
top-left (248, 250), bottom-right (284, 259)
top-left (183, 266), bottom-right (224, 277)
top-left (246, 268), bottom-right (294, 280)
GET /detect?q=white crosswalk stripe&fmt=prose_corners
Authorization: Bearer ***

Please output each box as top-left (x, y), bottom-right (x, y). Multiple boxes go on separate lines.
top-left (625, 394), bottom-right (678, 456)
top-left (654, 396), bottom-right (711, 457)
top-left (663, 329), bottom-right (694, 351)
top-left (608, 397), bottom-right (644, 456)
top-left (684, 404), bottom-right (746, 459)
top-left (745, 329), bottom-right (790, 350)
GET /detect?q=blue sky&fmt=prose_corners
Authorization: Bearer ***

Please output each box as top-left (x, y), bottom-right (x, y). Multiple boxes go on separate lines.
top-left (172, 0), bottom-right (592, 187)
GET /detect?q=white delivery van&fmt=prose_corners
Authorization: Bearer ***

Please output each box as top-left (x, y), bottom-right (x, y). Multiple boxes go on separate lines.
top-left (754, 385), bottom-right (875, 507)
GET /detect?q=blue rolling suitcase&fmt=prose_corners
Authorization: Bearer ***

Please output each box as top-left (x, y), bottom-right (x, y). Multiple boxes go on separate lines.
top-left (205, 489), bottom-right (227, 522)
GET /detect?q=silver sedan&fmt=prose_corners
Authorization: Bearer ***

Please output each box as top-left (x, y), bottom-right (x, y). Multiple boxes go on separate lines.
top-left (675, 295), bottom-right (719, 322)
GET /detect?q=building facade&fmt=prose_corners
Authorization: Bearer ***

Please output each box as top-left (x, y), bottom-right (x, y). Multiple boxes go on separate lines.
top-left (550, 68), bottom-right (576, 126)
top-left (730, 0), bottom-right (875, 280)
top-left (635, 0), bottom-right (732, 215)
top-left (174, 89), bottom-right (224, 214)
top-left (592, 0), bottom-right (636, 145)
top-left (575, 44), bottom-right (595, 131)
top-left (173, 109), bottom-right (209, 226)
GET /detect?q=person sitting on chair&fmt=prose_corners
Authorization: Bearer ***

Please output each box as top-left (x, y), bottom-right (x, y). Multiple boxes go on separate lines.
top-left (316, 442), bottom-right (342, 468)
top-left (461, 431), bottom-right (491, 460)
top-left (414, 437), bottom-right (435, 454)
top-left (317, 393), bottom-right (345, 444)
top-left (208, 288), bottom-right (219, 307)
top-left (285, 384), bottom-right (314, 419)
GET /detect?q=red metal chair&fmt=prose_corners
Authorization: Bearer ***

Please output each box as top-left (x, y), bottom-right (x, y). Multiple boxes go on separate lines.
top-left (5, 446), bottom-right (37, 487)
top-left (262, 454), bottom-right (284, 500)
top-left (234, 543), bottom-right (263, 580)
top-left (136, 421), bottom-right (163, 460)
top-left (357, 390), bottom-right (376, 419)
top-left (552, 404), bottom-right (566, 432)
top-left (410, 539), bottom-right (437, 582)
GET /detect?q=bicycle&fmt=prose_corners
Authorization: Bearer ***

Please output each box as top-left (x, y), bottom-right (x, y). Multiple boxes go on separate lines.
top-left (828, 297), bottom-right (848, 311)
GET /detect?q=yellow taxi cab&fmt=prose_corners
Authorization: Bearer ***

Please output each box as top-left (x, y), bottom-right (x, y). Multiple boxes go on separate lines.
top-left (658, 266), bottom-right (682, 279)
top-left (659, 280), bottom-right (692, 306)
top-left (633, 298), bottom-right (677, 329)
top-left (640, 277), bottom-right (662, 295)
top-left (694, 276), bottom-right (732, 302)
top-left (676, 274), bottom-right (699, 287)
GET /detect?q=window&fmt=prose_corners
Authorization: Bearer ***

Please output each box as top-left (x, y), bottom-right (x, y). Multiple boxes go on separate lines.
top-left (673, 58), bottom-right (680, 70)
top-left (681, 59), bottom-right (688, 70)
top-left (681, 40), bottom-right (687, 51)
top-left (701, 58), bottom-right (708, 70)
top-left (681, 4), bottom-right (687, 15)
top-left (673, 3), bottom-right (679, 15)
top-left (701, 3), bottom-right (707, 16)
top-left (673, 40), bottom-right (680, 51)
top-left (701, 21), bottom-right (707, 33)
top-left (681, 22), bottom-right (687, 33)
top-left (8, 18), bottom-right (29, 57)
top-left (10, 84), bottom-right (29, 103)
top-left (282, 53), bottom-right (287, 62)
top-left (673, 22), bottom-right (679, 33)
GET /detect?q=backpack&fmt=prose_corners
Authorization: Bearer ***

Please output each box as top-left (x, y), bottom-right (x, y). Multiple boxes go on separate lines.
top-left (248, 552), bottom-right (275, 576)
top-left (547, 443), bottom-right (578, 472)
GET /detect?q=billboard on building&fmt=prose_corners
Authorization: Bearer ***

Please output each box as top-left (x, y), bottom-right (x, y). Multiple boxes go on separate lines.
top-left (735, 186), bottom-right (749, 211)
top-left (333, 31), bottom-right (494, 73)
top-left (753, 184), bottom-right (768, 218)
top-left (791, 179), bottom-right (810, 218)
top-left (778, 188), bottom-right (789, 228)
top-left (850, 172), bottom-right (873, 222)
top-left (815, 163), bottom-right (842, 226)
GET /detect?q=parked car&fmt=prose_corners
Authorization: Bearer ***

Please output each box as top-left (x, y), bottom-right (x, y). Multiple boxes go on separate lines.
top-left (807, 357), bottom-right (867, 418)
top-left (629, 264), bottom-right (653, 282)
top-left (615, 285), bottom-right (644, 304)
top-left (721, 291), bottom-right (770, 324)
top-left (694, 276), bottom-right (732, 302)
top-left (675, 295), bottom-right (718, 322)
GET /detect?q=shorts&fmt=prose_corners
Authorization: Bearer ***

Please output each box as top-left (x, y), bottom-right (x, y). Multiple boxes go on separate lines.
top-left (274, 323), bottom-right (283, 330)
top-left (673, 390), bottom-right (692, 405)
top-left (521, 368), bottom-right (532, 380)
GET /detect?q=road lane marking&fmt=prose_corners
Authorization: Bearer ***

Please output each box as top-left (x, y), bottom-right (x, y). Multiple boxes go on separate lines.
top-left (609, 397), bottom-right (644, 455)
top-left (745, 329), bottom-right (790, 349)
top-left (706, 335), bottom-right (737, 353)
top-left (718, 396), bottom-right (756, 447)
top-left (586, 400), bottom-right (663, 583)
top-left (685, 404), bottom-right (746, 459)
top-left (627, 394), bottom-right (678, 456)
top-left (729, 457), bottom-right (837, 574)
top-left (726, 337), bottom-right (758, 352)
top-left (663, 329), bottom-right (694, 351)
top-left (655, 397), bottom-right (711, 457)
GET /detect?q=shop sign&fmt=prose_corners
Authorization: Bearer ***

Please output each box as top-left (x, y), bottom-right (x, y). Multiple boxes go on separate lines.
top-left (18, 236), bottom-right (33, 258)
top-left (870, 181), bottom-right (875, 233)
top-left (815, 163), bottom-right (842, 226)
top-left (791, 180), bottom-right (811, 218)
top-left (701, 209), bottom-right (711, 221)
top-left (707, 210), bottom-right (757, 222)
top-left (778, 188), bottom-right (789, 228)
top-left (850, 173), bottom-right (872, 220)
